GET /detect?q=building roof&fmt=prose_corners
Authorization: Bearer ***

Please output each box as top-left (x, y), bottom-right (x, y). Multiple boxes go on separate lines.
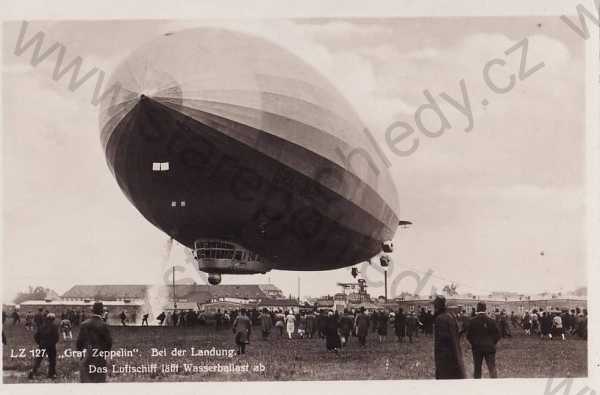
top-left (195, 284), bottom-right (268, 299)
top-left (355, 302), bottom-right (380, 310)
top-left (19, 299), bottom-right (144, 306)
top-left (62, 284), bottom-right (278, 302)
top-left (45, 289), bottom-right (62, 301)
top-left (257, 298), bottom-right (299, 307)
top-left (181, 290), bottom-right (212, 304)
top-left (316, 299), bottom-right (334, 307)
top-left (62, 285), bottom-right (148, 300)
top-left (168, 302), bottom-right (200, 310)
top-left (258, 284), bottom-right (284, 294)
top-left (202, 301), bottom-right (244, 308)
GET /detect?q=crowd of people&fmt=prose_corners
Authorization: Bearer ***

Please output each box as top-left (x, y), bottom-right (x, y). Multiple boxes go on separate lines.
top-left (520, 308), bottom-right (588, 340)
top-left (429, 297), bottom-right (587, 379)
top-left (2, 299), bottom-right (588, 381)
top-left (152, 308), bottom-right (234, 328)
top-left (225, 301), bottom-right (588, 379)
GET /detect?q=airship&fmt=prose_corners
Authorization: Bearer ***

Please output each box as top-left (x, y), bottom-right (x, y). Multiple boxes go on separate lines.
top-left (99, 28), bottom-right (402, 285)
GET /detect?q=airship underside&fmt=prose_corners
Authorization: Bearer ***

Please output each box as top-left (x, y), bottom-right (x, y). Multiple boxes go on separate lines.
top-left (99, 28), bottom-right (402, 282)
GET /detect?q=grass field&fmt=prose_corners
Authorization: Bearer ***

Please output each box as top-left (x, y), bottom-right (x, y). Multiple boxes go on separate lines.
top-left (2, 323), bottom-right (587, 383)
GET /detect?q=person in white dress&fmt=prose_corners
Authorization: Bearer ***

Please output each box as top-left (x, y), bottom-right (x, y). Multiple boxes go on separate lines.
top-left (285, 311), bottom-right (296, 339)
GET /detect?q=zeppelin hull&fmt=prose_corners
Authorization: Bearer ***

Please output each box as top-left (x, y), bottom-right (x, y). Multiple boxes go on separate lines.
top-left (100, 28), bottom-right (402, 271)
top-left (107, 96), bottom-right (393, 270)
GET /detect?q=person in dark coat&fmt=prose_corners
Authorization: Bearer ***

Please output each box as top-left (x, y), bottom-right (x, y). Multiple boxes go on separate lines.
top-left (306, 311), bottom-right (316, 338)
top-left (2, 310), bottom-right (6, 345)
top-left (417, 308), bottom-right (425, 334)
top-left (395, 308), bottom-right (407, 342)
top-left (425, 310), bottom-right (434, 335)
top-left (232, 309), bottom-right (252, 354)
top-left (119, 310), bottom-right (127, 326)
top-left (215, 309), bottom-right (223, 329)
top-left (465, 302), bottom-right (501, 378)
top-left (324, 311), bottom-right (341, 352)
top-left (338, 310), bottom-right (354, 346)
top-left (33, 308), bottom-right (44, 331)
top-left (433, 296), bottom-right (466, 379)
top-left (457, 310), bottom-right (469, 336)
top-left (376, 309), bottom-right (389, 343)
top-left (12, 309), bottom-right (21, 325)
top-left (178, 311), bottom-right (186, 327)
top-left (354, 307), bottom-right (370, 346)
top-left (156, 311), bottom-right (166, 326)
top-left (1, 310), bottom-right (5, 344)
top-left (578, 310), bottom-right (588, 340)
top-left (499, 310), bottom-right (511, 338)
top-left (531, 310), bottom-right (540, 335)
top-left (28, 313), bottom-right (59, 379)
top-left (76, 302), bottom-right (113, 383)
top-left (274, 311), bottom-right (285, 337)
top-left (317, 310), bottom-right (327, 338)
top-left (540, 312), bottom-right (552, 339)
top-left (258, 308), bottom-right (272, 340)
top-left (371, 310), bottom-right (379, 334)
top-left (510, 311), bottom-right (518, 329)
top-left (562, 310), bottom-right (573, 334)
top-left (406, 311), bottom-right (420, 343)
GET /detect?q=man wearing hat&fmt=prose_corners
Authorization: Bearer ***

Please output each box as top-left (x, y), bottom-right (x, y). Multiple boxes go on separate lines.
top-left (433, 295), bottom-right (466, 379)
top-left (354, 307), bottom-right (370, 347)
top-left (28, 312), bottom-right (59, 380)
top-left (405, 310), bottom-right (420, 343)
top-left (465, 301), bottom-right (501, 378)
top-left (232, 308), bottom-right (252, 355)
top-left (76, 302), bottom-right (113, 382)
top-left (324, 310), bottom-right (341, 352)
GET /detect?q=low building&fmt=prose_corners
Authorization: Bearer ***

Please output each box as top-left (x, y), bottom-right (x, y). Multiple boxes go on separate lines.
top-left (18, 299), bottom-right (144, 326)
top-left (503, 297), bottom-right (587, 314)
top-left (393, 295), bottom-right (588, 314)
top-left (56, 283), bottom-right (285, 324)
top-left (256, 298), bottom-right (299, 313)
top-left (62, 284), bottom-right (276, 302)
top-left (166, 302), bottom-right (202, 311)
top-left (200, 300), bottom-right (244, 313)
top-left (62, 284), bottom-right (147, 302)
top-left (258, 284), bottom-right (286, 299)
top-left (315, 298), bottom-right (334, 311)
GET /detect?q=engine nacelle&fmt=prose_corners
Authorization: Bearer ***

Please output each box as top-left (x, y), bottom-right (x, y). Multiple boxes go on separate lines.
top-left (382, 240), bottom-right (394, 253)
top-left (380, 254), bottom-right (392, 267)
top-left (208, 273), bottom-right (222, 285)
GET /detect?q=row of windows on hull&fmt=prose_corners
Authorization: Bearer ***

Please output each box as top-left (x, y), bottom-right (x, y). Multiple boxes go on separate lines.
top-left (152, 162), bottom-right (170, 171)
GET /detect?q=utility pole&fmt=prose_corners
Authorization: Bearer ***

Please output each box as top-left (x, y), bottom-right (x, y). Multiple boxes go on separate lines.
top-left (384, 269), bottom-right (388, 303)
top-left (172, 266), bottom-right (177, 309)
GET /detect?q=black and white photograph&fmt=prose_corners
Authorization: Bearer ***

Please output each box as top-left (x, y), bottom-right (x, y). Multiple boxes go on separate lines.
top-left (1, 1), bottom-right (598, 392)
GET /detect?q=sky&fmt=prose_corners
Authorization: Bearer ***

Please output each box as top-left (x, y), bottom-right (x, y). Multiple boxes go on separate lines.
top-left (1, 17), bottom-right (588, 302)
